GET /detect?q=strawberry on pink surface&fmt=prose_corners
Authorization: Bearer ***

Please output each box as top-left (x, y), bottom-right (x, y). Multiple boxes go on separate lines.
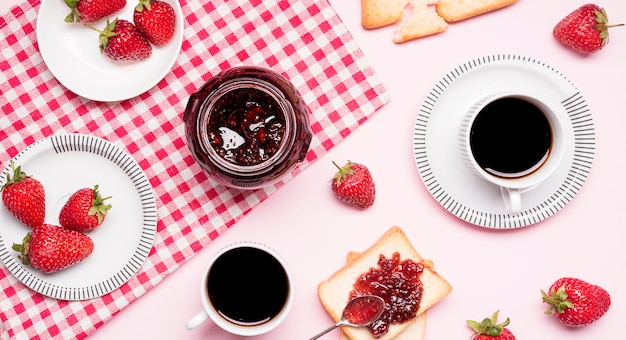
top-left (331, 161), bottom-right (375, 209)
top-left (467, 310), bottom-right (516, 340)
top-left (64, 0), bottom-right (127, 23)
top-left (12, 224), bottom-right (94, 273)
top-left (133, 0), bottom-right (177, 46)
top-left (541, 277), bottom-right (611, 327)
top-left (59, 184), bottom-right (112, 232)
top-left (1, 161), bottom-right (45, 228)
top-left (553, 3), bottom-right (623, 53)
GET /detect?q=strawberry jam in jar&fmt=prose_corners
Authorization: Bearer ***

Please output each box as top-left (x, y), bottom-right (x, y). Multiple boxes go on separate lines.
top-left (184, 66), bottom-right (312, 189)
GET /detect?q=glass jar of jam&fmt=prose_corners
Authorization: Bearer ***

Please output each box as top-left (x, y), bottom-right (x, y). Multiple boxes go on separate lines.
top-left (184, 66), bottom-right (313, 189)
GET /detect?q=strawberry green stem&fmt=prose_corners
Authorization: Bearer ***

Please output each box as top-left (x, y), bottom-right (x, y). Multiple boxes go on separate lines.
top-left (331, 161), bottom-right (356, 185)
top-left (85, 19), bottom-right (120, 53)
top-left (541, 287), bottom-right (574, 314)
top-left (64, 0), bottom-right (81, 23)
top-left (1, 161), bottom-right (27, 191)
top-left (11, 232), bottom-right (31, 266)
top-left (136, 0), bottom-right (153, 12)
top-left (466, 310), bottom-right (509, 337)
top-left (332, 160), bottom-right (342, 171)
top-left (90, 185), bottom-right (112, 224)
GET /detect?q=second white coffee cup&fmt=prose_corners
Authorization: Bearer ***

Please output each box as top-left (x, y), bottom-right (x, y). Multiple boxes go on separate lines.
top-left (185, 241), bottom-right (293, 336)
top-left (460, 92), bottom-right (566, 215)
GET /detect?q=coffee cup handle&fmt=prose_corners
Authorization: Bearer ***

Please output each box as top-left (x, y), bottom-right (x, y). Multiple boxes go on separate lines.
top-left (185, 310), bottom-right (209, 330)
top-left (500, 187), bottom-right (521, 215)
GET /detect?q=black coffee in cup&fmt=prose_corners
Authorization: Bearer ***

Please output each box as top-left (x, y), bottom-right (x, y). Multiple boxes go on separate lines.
top-left (206, 246), bottom-right (289, 326)
top-left (469, 97), bottom-right (552, 178)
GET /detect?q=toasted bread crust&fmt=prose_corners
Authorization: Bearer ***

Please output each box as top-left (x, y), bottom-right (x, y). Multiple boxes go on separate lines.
top-left (340, 251), bottom-right (428, 340)
top-left (436, 0), bottom-right (518, 22)
top-left (318, 226), bottom-right (452, 340)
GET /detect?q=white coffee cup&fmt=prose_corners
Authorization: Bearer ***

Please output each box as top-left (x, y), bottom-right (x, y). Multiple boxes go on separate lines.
top-left (460, 92), bottom-right (565, 215)
top-left (185, 241), bottom-right (293, 336)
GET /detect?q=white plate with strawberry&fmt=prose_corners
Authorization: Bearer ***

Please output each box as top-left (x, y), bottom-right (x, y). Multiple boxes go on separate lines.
top-left (36, 0), bottom-right (184, 102)
top-left (413, 54), bottom-right (595, 229)
top-left (0, 134), bottom-right (158, 300)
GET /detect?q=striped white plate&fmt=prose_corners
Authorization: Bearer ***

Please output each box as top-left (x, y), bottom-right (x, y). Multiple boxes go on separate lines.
top-left (413, 54), bottom-right (595, 229)
top-left (0, 134), bottom-right (157, 300)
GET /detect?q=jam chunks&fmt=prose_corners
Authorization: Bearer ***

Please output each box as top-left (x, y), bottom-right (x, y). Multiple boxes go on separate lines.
top-left (207, 87), bottom-right (286, 167)
top-left (350, 252), bottom-right (424, 337)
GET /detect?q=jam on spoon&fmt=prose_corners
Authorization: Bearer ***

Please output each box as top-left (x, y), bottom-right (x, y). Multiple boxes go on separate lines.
top-left (309, 295), bottom-right (385, 340)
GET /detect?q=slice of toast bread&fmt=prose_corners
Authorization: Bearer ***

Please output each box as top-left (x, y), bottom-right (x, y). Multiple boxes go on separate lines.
top-left (361, 0), bottom-right (410, 29)
top-left (436, 0), bottom-right (518, 22)
top-left (393, 0), bottom-right (449, 43)
top-left (339, 251), bottom-right (428, 340)
top-left (318, 226), bottom-right (452, 340)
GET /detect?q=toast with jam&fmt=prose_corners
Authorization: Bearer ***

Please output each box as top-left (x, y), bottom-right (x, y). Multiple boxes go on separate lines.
top-left (339, 251), bottom-right (429, 340)
top-left (317, 226), bottom-right (452, 340)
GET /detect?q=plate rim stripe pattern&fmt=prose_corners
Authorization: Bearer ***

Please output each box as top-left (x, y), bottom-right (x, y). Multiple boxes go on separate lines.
top-left (0, 133), bottom-right (158, 300)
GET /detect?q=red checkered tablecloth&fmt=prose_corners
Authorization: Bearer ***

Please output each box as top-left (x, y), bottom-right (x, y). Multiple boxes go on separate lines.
top-left (0, 0), bottom-right (389, 338)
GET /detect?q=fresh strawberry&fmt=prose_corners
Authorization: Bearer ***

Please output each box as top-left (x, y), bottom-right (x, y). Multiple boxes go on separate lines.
top-left (1, 161), bottom-right (45, 228)
top-left (12, 224), bottom-right (94, 273)
top-left (59, 185), bottom-right (112, 231)
top-left (331, 161), bottom-right (375, 209)
top-left (467, 311), bottom-right (516, 340)
top-left (89, 18), bottom-right (152, 61)
top-left (133, 0), bottom-right (176, 46)
top-left (541, 277), bottom-right (611, 327)
top-left (64, 0), bottom-right (127, 23)
top-left (553, 4), bottom-right (623, 53)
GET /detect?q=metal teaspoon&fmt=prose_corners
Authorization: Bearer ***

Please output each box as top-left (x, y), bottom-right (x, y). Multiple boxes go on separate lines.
top-left (309, 295), bottom-right (385, 340)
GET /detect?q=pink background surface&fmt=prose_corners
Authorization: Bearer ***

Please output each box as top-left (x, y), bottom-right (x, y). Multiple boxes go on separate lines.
top-left (2, 1), bottom-right (625, 339)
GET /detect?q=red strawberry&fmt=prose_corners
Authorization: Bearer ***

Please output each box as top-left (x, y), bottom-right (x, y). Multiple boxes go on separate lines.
top-left (59, 185), bottom-right (112, 231)
top-left (331, 161), bottom-right (375, 209)
top-left (553, 4), bottom-right (624, 53)
top-left (1, 161), bottom-right (45, 228)
top-left (467, 311), bottom-right (516, 340)
top-left (89, 18), bottom-right (152, 61)
top-left (541, 277), bottom-right (611, 327)
top-left (64, 0), bottom-right (127, 23)
top-left (133, 0), bottom-right (177, 46)
top-left (12, 224), bottom-right (94, 273)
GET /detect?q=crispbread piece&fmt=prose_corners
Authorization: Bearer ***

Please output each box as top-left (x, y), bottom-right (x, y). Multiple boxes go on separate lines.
top-left (339, 252), bottom-right (428, 340)
top-left (436, 0), bottom-right (518, 22)
top-left (318, 226), bottom-right (452, 340)
top-left (393, 0), bottom-right (448, 43)
top-left (361, 0), bottom-right (410, 29)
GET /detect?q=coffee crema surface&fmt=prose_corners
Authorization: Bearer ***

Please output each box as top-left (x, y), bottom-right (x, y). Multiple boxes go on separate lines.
top-left (469, 97), bottom-right (552, 178)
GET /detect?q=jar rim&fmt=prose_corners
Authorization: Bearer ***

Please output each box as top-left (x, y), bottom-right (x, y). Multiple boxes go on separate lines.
top-left (197, 77), bottom-right (297, 176)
